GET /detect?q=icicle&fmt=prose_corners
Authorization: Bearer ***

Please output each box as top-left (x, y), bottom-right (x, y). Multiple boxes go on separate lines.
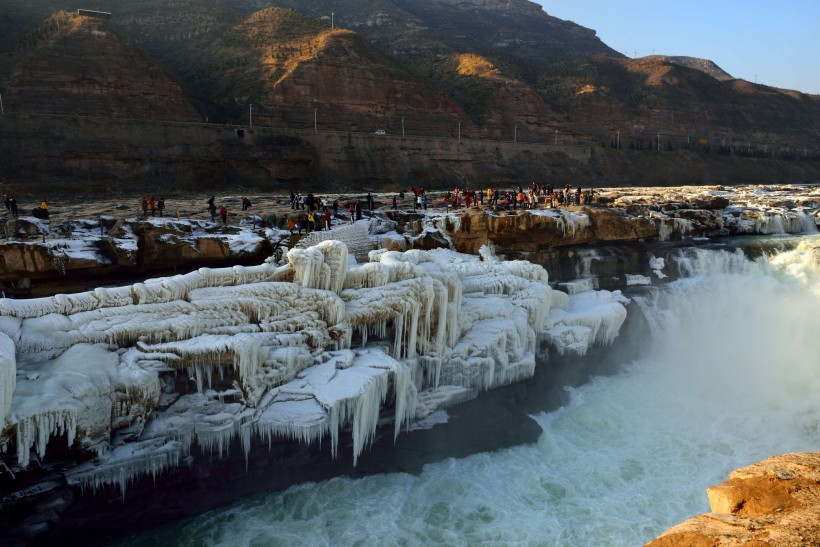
top-left (1, 239), bottom-right (572, 483)
top-left (0, 333), bottom-right (15, 427)
top-left (392, 361), bottom-right (417, 439)
top-left (15, 409), bottom-right (77, 468)
top-left (65, 439), bottom-right (186, 499)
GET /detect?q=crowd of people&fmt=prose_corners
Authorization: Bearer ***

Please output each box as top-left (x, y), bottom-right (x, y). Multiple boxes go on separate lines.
top-left (2, 195), bottom-right (51, 219)
top-left (2, 183), bottom-right (599, 238)
top-left (173, 184), bottom-right (599, 235)
top-left (140, 195), bottom-right (166, 217)
top-left (410, 182), bottom-right (597, 211)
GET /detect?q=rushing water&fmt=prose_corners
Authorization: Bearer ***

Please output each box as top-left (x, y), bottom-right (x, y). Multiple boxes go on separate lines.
top-left (123, 235), bottom-right (820, 546)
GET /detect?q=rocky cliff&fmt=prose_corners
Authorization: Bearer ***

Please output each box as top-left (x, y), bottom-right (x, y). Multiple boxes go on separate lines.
top-left (647, 453), bottom-right (820, 547)
top-left (1, 112), bottom-right (818, 198)
top-left (2, 184), bottom-right (816, 297)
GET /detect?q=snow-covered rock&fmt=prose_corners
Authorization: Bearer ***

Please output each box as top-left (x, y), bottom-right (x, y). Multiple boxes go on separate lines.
top-left (0, 241), bottom-right (626, 493)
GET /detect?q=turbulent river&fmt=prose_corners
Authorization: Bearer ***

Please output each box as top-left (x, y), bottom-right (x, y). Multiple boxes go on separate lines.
top-left (122, 235), bottom-right (820, 546)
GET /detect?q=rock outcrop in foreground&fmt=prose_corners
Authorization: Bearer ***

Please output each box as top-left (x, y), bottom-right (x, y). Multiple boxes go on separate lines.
top-left (647, 452), bottom-right (820, 547)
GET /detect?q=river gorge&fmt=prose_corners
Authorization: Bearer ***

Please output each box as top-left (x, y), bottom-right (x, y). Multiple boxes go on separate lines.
top-left (0, 185), bottom-right (818, 545)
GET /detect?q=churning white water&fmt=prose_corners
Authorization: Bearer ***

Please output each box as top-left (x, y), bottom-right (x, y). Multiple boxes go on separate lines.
top-left (124, 236), bottom-right (820, 547)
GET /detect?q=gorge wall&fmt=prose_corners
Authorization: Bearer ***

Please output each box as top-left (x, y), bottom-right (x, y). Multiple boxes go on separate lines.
top-left (1, 113), bottom-right (818, 197)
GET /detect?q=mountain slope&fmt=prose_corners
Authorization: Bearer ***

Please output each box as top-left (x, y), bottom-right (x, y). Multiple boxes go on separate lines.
top-left (2, 11), bottom-right (199, 121)
top-left (0, 0), bottom-right (816, 190)
top-left (648, 55), bottom-right (733, 81)
top-left (186, 8), bottom-right (467, 130)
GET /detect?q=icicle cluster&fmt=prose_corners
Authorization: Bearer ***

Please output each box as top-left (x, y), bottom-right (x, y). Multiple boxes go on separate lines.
top-left (0, 333), bottom-right (16, 432)
top-left (0, 240), bottom-right (627, 495)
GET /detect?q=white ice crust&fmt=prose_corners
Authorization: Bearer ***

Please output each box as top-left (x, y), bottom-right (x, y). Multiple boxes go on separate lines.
top-left (0, 240), bottom-right (626, 494)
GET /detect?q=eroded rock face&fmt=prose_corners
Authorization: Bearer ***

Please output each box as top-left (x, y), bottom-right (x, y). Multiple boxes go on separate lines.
top-left (0, 217), bottom-right (275, 297)
top-left (444, 206), bottom-right (710, 256)
top-left (646, 452), bottom-right (820, 547)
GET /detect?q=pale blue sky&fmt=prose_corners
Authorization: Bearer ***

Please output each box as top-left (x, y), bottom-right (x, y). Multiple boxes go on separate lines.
top-left (534, 1), bottom-right (820, 95)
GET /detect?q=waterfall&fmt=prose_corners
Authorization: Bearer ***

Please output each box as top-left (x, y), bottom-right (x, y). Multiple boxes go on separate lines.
top-left (116, 235), bottom-right (820, 546)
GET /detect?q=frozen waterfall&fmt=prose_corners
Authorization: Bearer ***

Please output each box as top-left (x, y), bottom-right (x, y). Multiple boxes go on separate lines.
top-left (0, 241), bottom-right (628, 494)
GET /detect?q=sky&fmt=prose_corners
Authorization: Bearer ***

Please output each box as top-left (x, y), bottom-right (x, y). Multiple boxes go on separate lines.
top-left (534, 0), bottom-right (820, 95)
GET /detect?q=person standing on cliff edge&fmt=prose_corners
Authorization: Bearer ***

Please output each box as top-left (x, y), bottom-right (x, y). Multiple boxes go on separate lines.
top-left (207, 195), bottom-right (216, 222)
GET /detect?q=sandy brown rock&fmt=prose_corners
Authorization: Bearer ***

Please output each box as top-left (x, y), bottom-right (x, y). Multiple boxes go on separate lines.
top-left (646, 452), bottom-right (820, 547)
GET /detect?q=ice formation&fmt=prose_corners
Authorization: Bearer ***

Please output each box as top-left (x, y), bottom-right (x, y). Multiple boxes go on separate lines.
top-left (0, 333), bottom-right (14, 428)
top-left (546, 290), bottom-right (629, 357)
top-left (0, 241), bottom-right (628, 494)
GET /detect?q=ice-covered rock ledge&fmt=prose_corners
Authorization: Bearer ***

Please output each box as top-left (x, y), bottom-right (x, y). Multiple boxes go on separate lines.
top-left (0, 215), bottom-right (278, 297)
top-left (0, 241), bottom-right (627, 508)
top-left (646, 452), bottom-right (820, 547)
top-left (405, 184), bottom-right (819, 257)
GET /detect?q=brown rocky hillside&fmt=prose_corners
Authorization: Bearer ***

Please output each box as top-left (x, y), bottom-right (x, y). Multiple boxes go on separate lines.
top-left (0, 0), bottom-right (817, 192)
top-left (194, 8), bottom-right (467, 133)
top-left (2, 11), bottom-right (199, 121)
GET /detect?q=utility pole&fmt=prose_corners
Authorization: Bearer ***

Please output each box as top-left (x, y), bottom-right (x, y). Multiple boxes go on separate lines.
top-left (331, 12), bottom-right (334, 29)
top-left (616, 129), bottom-right (620, 149)
top-left (249, 103), bottom-right (253, 128)
top-left (402, 116), bottom-right (405, 138)
top-left (514, 124), bottom-right (518, 143)
top-left (657, 131), bottom-right (661, 151)
top-left (458, 121), bottom-right (461, 140)
top-left (314, 108), bottom-right (317, 132)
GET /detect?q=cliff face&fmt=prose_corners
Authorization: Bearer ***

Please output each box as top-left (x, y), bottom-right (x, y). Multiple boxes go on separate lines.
top-left (2, 113), bottom-right (818, 196)
top-left (647, 453), bottom-right (820, 547)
